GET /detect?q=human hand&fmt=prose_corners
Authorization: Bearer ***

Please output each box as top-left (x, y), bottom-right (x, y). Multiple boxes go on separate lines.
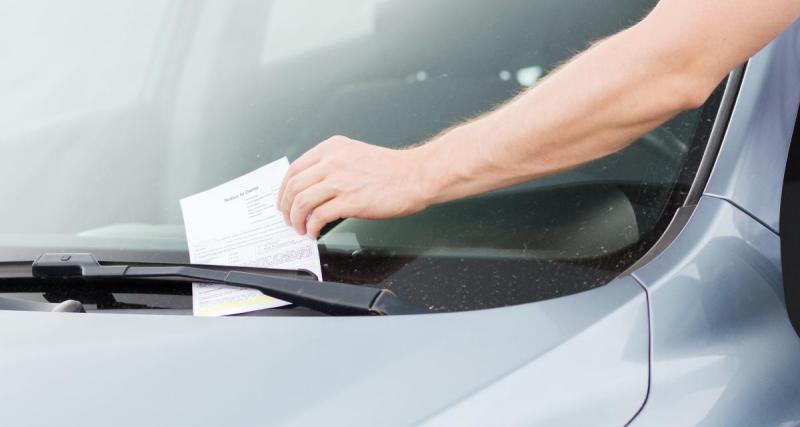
top-left (277, 136), bottom-right (434, 238)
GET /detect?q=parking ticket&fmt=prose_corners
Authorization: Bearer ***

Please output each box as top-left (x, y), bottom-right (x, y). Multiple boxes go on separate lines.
top-left (179, 157), bottom-right (322, 316)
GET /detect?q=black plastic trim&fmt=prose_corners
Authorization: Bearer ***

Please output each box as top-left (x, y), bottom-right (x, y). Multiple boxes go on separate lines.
top-left (30, 253), bottom-right (428, 316)
top-left (622, 66), bottom-right (746, 274)
top-left (685, 65), bottom-right (746, 205)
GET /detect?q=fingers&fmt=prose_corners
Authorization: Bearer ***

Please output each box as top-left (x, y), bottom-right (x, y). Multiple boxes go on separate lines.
top-left (278, 144), bottom-right (326, 211)
top-left (278, 166), bottom-right (326, 223)
top-left (275, 135), bottom-right (361, 237)
top-left (306, 198), bottom-right (352, 239)
top-left (289, 184), bottom-right (336, 235)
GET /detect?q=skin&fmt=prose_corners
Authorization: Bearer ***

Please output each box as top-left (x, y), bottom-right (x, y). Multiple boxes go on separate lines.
top-left (279, 0), bottom-right (800, 239)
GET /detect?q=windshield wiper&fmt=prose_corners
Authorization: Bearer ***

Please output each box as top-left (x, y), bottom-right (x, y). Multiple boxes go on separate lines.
top-left (31, 253), bottom-right (429, 316)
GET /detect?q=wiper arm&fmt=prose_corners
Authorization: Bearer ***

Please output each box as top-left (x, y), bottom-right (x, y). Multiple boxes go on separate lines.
top-left (31, 253), bottom-right (429, 316)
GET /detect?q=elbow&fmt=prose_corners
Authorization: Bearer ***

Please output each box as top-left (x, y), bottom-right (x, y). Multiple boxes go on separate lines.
top-left (654, 65), bottom-right (722, 113)
top-left (657, 48), bottom-right (724, 111)
top-left (627, 22), bottom-right (726, 111)
top-left (665, 54), bottom-right (729, 112)
top-left (678, 73), bottom-right (719, 110)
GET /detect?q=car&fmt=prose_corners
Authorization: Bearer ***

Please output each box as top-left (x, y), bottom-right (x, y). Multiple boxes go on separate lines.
top-left (0, 0), bottom-right (798, 425)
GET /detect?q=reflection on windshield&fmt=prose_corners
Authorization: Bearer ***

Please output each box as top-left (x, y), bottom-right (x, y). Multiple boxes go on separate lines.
top-left (263, 0), bottom-right (382, 63)
top-left (0, 1), bottom-right (166, 134)
top-left (0, 0), bottom-right (721, 311)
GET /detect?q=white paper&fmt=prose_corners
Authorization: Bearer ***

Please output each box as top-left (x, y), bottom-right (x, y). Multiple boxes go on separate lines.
top-left (180, 157), bottom-right (322, 316)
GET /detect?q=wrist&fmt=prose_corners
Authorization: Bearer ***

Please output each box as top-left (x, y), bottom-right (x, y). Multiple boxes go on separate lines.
top-left (404, 141), bottom-right (451, 209)
top-left (407, 129), bottom-right (466, 208)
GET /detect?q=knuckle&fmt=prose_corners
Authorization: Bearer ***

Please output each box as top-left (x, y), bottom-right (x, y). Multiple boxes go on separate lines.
top-left (286, 178), bottom-right (300, 194)
top-left (282, 190), bottom-right (292, 203)
top-left (330, 177), bottom-right (349, 193)
top-left (307, 214), bottom-right (328, 237)
top-left (327, 155), bottom-right (347, 169)
top-left (293, 196), bottom-right (308, 211)
top-left (307, 218), bottom-right (322, 234)
top-left (323, 205), bottom-right (341, 222)
top-left (323, 135), bottom-right (349, 147)
top-left (290, 210), bottom-right (305, 227)
top-left (288, 157), bottom-right (307, 174)
top-left (318, 156), bottom-right (335, 168)
top-left (310, 210), bottom-right (328, 225)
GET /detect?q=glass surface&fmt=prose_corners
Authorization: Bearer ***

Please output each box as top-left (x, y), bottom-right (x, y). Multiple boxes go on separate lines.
top-left (0, 0), bottom-right (722, 312)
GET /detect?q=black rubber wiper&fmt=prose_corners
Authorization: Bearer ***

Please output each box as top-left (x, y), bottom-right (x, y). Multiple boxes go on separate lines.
top-left (31, 253), bottom-right (428, 316)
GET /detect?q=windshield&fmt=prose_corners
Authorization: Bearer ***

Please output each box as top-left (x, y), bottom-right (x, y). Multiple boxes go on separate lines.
top-left (0, 0), bottom-right (722, 312)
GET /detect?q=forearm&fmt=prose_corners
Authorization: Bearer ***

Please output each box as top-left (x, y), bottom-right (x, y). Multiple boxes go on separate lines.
top-left (414, 22), bottom-right (720, 205)
top-left (279, 0), bottom-right (800, 238)
top-left (413, 0), bottom-right (800, 205)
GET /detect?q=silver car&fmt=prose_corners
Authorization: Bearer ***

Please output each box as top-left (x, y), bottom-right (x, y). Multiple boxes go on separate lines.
top-left (0, 1), bottom-right (798, 426)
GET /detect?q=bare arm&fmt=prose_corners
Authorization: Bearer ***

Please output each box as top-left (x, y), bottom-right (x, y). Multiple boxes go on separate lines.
top-left (279, 0), bottom-right (800, 238)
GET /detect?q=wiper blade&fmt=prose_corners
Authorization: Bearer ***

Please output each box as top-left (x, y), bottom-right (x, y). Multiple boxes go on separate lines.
top-left (31, 253), bottom-right (429, 316)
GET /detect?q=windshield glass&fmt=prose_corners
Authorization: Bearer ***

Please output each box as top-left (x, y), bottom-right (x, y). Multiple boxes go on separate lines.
top-left (0, 0), bottom-right (722, 312)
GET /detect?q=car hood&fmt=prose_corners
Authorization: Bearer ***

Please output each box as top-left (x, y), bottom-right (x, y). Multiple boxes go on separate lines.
top-left (0, 277), bottom-right (648, 426)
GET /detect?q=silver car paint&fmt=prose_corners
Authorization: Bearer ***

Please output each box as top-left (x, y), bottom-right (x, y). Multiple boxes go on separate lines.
top-left (628, 21), bottom-right (800, 425)
top-left (704, 21), bottom-right (800, 233)
top-left (420, 277), bottom-right (648, 426)
top-left (0, 276), bottom-right (647, 427)
top-left (631, 197), bottom-right (799, 426)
